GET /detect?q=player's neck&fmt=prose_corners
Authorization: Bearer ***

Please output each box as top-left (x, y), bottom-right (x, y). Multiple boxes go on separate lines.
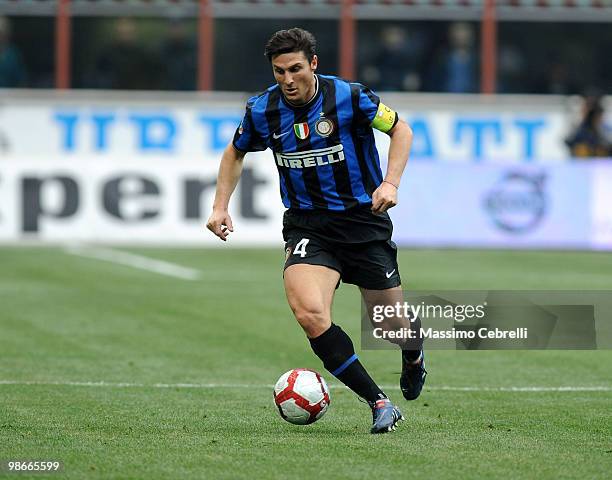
top-left (286, 74), bottom-right (318, 107)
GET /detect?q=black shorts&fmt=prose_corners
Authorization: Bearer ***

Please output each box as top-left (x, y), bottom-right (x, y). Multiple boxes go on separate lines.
top-left (282, 206), bottom-right (401, 290)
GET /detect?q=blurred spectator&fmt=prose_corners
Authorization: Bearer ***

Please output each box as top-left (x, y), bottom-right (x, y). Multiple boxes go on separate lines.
top-left (533, 58), bottom-right (579, 95)
top-left (361, 26), bottom-right (423, 92)
top-left (0, 16), bottom-right (27, 87)
top-left (159, 18), bottom-right (196, 91)
top-left (427, 22), bottom-right (478, 93)
top-left (92, 18), bottom-right (162, 90)
top-left (565, 95), bottom-right (612, 158)
top-left (546, 61), bottom-right (573, 95)
top-left (497, 43), bottom-right (526, 93)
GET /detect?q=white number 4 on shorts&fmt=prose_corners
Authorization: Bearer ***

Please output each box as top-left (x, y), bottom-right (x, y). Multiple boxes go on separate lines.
top-left (293, 238), bottom-right (310, 258)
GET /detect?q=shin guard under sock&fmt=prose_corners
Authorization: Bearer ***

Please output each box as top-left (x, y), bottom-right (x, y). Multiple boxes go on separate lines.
top-left (309, 324), bottom-right (386, 403)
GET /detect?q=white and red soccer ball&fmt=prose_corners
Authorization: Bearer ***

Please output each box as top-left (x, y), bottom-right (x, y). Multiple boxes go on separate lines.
top-left (273, 369), bottom-right (331, 425)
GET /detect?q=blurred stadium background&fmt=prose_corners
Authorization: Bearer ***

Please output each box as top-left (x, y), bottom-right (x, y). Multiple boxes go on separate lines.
top-left (1, 2), bottom-right (611, 479)
top-left (0, 0), bottom-right (610, 246)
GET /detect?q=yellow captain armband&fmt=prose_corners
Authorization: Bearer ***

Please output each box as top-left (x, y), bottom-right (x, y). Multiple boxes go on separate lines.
top-left (371, 102), bottom-right (398, 133)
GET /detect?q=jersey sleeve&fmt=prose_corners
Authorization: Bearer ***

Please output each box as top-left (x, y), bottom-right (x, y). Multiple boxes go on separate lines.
top-left (354, 84), bottom-right (399, 134)
top-left (232, 98), bottom-right (267, 153)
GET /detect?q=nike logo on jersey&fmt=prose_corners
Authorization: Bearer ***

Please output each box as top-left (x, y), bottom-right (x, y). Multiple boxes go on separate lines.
top-left (385, 269), bottom-right (396, 278)
top-left (272, 131), bottom-right (290, 140)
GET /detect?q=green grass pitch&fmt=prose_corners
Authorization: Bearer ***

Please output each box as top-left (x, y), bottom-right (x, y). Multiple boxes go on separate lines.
top-left (1, 247), bottom-right (611, 479)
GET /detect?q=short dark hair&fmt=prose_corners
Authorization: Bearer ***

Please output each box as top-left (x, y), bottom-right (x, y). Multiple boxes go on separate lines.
top-left (264, 28), bottom-right (316, 62)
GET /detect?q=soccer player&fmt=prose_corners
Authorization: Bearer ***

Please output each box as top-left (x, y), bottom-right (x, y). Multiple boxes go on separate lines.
top-left (207, 28), bottom-right (426, 434)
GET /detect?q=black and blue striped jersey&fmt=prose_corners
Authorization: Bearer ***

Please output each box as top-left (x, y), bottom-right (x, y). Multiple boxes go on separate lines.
top-left (232, 74), bottom-right (399, 211)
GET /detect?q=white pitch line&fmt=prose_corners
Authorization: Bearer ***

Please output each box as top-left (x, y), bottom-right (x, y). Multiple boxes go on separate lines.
top-left (0, 380), bottom-right (610, 392)
top-left (422, 386), bottom-right (612, 392)
top-left (64, 246), bottom-right (201, 281)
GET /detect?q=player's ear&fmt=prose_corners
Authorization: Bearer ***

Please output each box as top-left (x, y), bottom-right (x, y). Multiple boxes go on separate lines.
top-left (310, 54), bottom-right (318, 72)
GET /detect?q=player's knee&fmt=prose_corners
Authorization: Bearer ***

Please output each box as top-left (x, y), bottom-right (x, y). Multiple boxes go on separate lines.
top-left (292, 305), bottom-right (330, 338)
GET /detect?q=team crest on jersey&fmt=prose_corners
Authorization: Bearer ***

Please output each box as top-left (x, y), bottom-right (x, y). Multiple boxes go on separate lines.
top-left (315, 118), bottom-right (334, 138)
top-left (293, 122), bottom-right (310, 140)
top-left (238, 122), bottom-right (244, 135)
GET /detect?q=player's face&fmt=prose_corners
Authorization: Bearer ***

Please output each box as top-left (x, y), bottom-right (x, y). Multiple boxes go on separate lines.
top-left (271, 52), bottom-right (318, 105)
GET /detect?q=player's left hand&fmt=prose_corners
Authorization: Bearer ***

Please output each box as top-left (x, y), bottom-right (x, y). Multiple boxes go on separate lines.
top-left (371, 181), bottom-right (398, 214)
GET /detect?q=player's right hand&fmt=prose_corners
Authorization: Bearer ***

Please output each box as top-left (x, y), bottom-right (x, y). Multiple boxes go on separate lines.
top-left (206, 210), bottom-right (234, 241)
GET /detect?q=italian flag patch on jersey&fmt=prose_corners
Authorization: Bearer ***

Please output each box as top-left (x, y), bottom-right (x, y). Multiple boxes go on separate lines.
top-left (294, 122), bottom-right (310, 140)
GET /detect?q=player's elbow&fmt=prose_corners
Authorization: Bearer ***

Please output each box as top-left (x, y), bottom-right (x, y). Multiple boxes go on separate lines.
top-left (226, 143), bottom-right (247, 162)
top-left (389, 119), bottom-right (412, 141)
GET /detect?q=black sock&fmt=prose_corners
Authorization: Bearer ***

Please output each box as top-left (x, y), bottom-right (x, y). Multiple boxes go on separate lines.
top-left (402, 315), bottom-right (423, 362)
top-left (402, 349), bottom-right (422, 362)
top-left (309, 323), bottom-right (386, 403)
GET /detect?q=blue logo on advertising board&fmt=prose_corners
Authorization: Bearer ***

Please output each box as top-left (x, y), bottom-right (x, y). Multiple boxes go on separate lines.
top-left (484, 171), bottom-right (547, 233)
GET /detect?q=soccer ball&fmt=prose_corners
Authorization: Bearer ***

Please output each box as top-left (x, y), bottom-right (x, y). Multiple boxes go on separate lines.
top-left (273, 369), bottom-right (331, 425)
